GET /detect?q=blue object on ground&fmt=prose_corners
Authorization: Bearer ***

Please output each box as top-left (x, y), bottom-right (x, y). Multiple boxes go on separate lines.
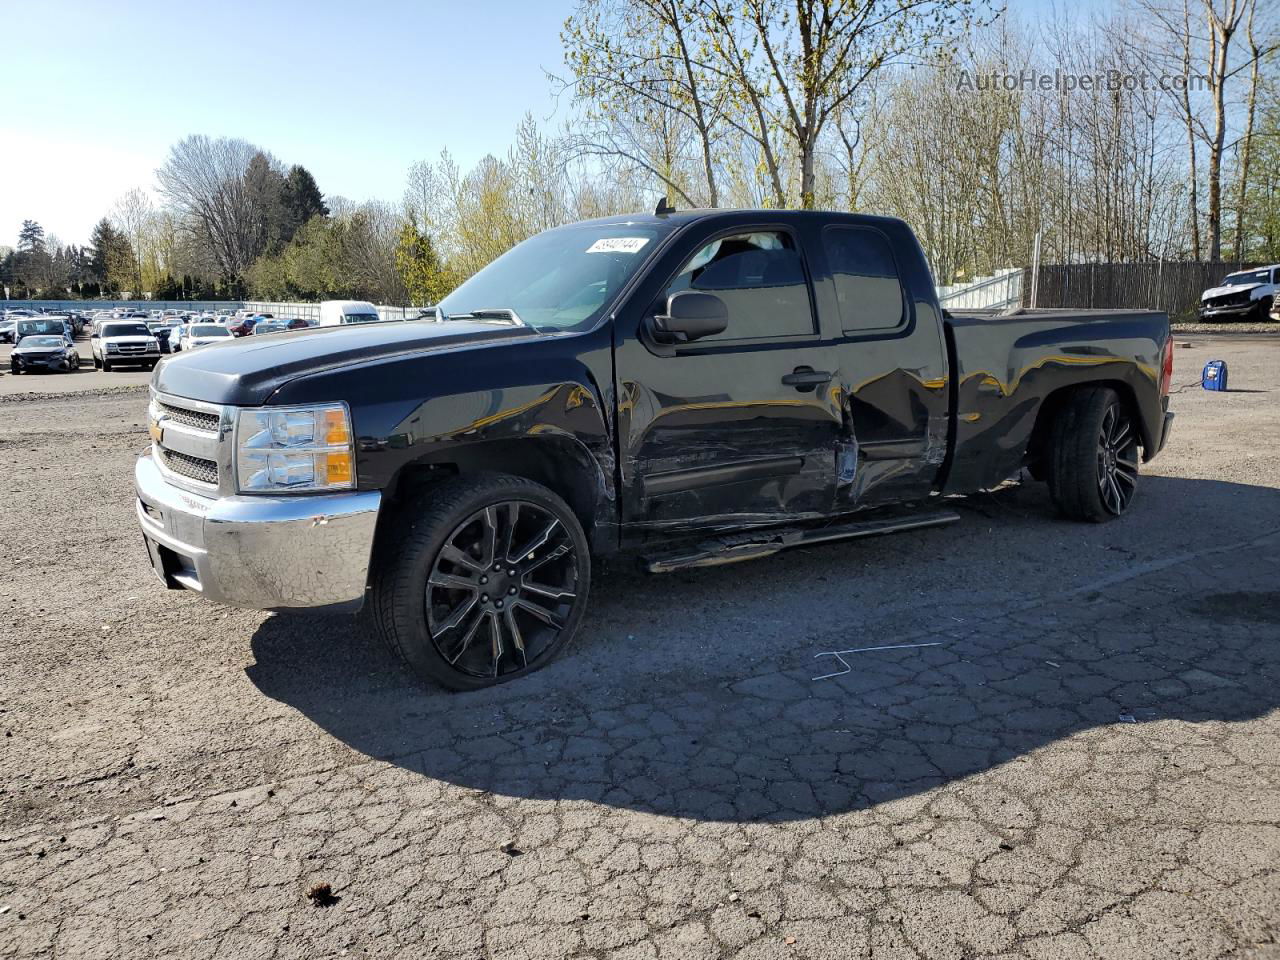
top-left (1202, 359), bottom-right (1228, 391)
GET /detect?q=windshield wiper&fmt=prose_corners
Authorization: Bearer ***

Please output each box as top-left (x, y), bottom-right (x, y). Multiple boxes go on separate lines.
top-left (444, 307), bottom-right (528, 327)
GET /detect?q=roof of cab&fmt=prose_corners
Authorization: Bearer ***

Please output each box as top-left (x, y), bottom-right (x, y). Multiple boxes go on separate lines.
top-left (563, 207), bottom-right (911, 232)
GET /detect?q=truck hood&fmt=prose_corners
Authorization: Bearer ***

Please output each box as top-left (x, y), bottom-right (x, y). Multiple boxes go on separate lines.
top-left (1202, 282), bottom-right (1263, 301)
top-left (153, 319), bottom-right (537, 406)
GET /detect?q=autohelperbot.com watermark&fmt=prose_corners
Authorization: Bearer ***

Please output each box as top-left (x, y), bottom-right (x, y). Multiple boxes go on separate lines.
top-left (955, 68), bottom-right (1209, 94)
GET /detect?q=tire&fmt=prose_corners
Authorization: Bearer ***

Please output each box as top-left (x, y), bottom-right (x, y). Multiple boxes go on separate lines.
top-left (1046, 387), bottom-right (1140, 522)
top-left (1255, 296), bottom-right (1273, 323)
top-left (101, 359), bottom-right (112, 372)
top-left (369, 473), bottom-right (591, 691)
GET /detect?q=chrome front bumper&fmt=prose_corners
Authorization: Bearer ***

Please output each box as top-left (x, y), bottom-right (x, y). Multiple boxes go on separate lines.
top-left (135, 452), bottom-right (381, 611)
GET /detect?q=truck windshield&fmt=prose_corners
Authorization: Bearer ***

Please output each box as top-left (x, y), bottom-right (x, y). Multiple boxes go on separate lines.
top-left (438, 222), bottom-right (671, 333)
top-left (102, 323), bottom-right (150, 338)
top-left (1221, 269), bottom-right (1269, 286)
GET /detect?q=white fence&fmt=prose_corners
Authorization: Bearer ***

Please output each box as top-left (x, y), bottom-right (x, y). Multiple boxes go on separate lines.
top-left (239, 302), bottom-right (425, 323)
top-left (936, 268), bottom-right (1024, 311)
top-left (3, 299), bottom-right (426, 323)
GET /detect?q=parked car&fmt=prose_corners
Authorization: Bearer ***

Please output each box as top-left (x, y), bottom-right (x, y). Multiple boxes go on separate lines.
top-left (91, 320), bottom-right (161, 371)
top-left (250, 319), bottom-right (289, 335)
top-left (15, 317), bottom-right (73, 345)
top-left (147, 321), bottom-right (178, 354)
top-left (1198, 264), bottom-right (1279, 322)
top-left (10, 335), bottom-right (81, 374)
top-left (285, 317), bottom-right (311, 330)
top-left (174, 323), bottom-right (234, 352)
top-left (229, 314), bottom-right (270, 337)
top-left (0, 318), bottom-right (17, 344)
top-left (136, 208), bottom-right (1175, 691)
top-left (318, 300), bottom-right (380, 326)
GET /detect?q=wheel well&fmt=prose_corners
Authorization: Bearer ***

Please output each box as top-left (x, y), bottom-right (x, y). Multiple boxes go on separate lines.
top-left (388, 437), bottom-right (609, 535)
top-left (1025, 380), bottom-right (1145, 470)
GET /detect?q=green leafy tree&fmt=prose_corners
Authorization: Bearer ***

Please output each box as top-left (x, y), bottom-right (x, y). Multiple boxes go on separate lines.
top-left (394, 220), bottom-right (459, 304)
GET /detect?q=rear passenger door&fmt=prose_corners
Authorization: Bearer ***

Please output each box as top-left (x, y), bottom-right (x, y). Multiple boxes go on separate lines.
top-left (812, 222), bottom-right (950, 506)
top-left (613, 224), bottom-right (847, 533)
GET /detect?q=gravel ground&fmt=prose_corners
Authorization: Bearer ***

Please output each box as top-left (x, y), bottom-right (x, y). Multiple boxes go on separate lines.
top-left (1, 337), bottom-right (1277, 959)
top-left (1171, 323), bottom-right (1280, 335)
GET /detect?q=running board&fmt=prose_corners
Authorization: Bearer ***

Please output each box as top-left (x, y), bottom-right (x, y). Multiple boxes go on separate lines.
top-left (640, 510), bottom-right (961, 574)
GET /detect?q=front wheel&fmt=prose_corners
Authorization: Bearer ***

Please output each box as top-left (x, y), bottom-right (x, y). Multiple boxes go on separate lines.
top-left (370, 474), bottom-right (592, 691)
top-left (101, 359), bottom-right (112, 372)
top-left (1047, 387), bottom-right (1140, 522)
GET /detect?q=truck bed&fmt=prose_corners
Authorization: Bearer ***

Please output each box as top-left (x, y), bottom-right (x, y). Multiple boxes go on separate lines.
top-left (940, 308), bottom-right (1171, 495)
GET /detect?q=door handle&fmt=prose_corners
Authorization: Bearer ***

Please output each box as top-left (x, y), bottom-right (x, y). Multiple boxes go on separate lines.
top-left (781, 367), bottom-right (832, 390)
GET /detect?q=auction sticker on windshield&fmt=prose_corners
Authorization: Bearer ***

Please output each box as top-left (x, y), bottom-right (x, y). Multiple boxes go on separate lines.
top-left (586, 237), bottom-right (650, 254)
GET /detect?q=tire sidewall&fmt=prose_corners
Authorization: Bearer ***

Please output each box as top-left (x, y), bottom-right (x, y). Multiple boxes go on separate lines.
top-left (1049, 386), bottom-right (1137, 522)
top-left (384, 478), bottom-right (592, 691)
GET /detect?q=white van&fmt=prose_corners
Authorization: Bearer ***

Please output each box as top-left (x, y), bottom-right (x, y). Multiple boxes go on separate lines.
top-left (318, 300), bottom-right (381, 326)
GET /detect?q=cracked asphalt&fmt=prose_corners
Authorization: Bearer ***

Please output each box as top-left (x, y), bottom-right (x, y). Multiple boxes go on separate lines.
top-left (1, 336), bottom-right (1278, 959)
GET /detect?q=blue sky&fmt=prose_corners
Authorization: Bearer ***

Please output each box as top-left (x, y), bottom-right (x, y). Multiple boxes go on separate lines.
top-left (0, 0), bottom-right (573, 246)
top-left (0, 0), bottom-right (1104, 248)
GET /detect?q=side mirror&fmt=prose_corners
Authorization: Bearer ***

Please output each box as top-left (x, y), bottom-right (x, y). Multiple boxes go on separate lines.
top-left (90, 333), bottom-right (98, 339)
top-left (652, 291), bottom-right (728, 344)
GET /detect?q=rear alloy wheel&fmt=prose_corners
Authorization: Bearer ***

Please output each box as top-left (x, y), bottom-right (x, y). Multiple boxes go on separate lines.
top-left (1047, 386), bottom-right (1140, 522)
top-left (371, 475), bottom-right (591, 690)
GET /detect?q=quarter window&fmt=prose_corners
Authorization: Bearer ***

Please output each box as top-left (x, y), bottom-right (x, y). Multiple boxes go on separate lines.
top-left (823, 227), bottom-right (907, 332)
top-left (663, 231), bottom-right (814, 341)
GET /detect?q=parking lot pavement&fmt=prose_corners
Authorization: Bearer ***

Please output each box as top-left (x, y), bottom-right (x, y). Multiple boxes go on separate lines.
top-left (1, 337), bottom-right (1278, 959)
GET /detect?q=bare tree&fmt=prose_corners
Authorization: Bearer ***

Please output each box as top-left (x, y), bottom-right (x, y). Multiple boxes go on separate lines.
top-left (696, 0), bottom-right (996, 208)
top-left (156, 135), bottom-right (261, 280)
top-left (110, 188), bottom-right (154, 295)
top-left (561, 0), bottom-right (725, 206)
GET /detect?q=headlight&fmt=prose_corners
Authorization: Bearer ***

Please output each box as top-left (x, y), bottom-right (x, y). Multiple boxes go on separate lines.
top-left (234, 402), bottom-right (355, 493)
top-left (147, 339), bottom-right (159, 350)
top-left (106, 342), bottom-right (120, 352)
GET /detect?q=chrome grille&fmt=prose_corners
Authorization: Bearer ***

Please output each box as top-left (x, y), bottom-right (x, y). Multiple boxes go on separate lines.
top-left (151, 391), bottom-right (227, 492)
top-left (159, 448), bottom-right (219, 485)
top-left (158, 401), bottom-right (220, 433)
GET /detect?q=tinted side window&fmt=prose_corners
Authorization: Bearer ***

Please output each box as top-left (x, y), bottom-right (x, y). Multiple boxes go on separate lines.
top-left (823, 227), bottom-right (906, 332)
top-left (664, 231), bottom-right (814, 341)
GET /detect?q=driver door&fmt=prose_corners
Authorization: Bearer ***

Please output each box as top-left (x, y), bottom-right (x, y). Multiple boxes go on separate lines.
top-left (614, 225), bottom-right (845, 533)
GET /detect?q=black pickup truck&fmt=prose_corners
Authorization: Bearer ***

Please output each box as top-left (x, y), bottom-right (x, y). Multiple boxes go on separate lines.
top-left (136, 209), bottom-right (1174, 689)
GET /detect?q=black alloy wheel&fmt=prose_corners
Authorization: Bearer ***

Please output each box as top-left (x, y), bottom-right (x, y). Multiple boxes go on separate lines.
top-left (1047, 386), bottom-right (1142, 522)
top-left (1096, 402), bottom-right (1139, 516)
top-left (425, 501), bottom-right (580, 680)
top-left (370, 474), bottom-right (592, 691)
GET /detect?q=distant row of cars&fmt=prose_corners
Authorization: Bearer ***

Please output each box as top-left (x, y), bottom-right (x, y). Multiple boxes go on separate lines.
top-left (3, 299), bottom-right (399, 375)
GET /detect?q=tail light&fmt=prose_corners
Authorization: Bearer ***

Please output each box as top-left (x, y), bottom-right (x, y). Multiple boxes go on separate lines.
top-left (1160, 337), bottom-right (1174, 397)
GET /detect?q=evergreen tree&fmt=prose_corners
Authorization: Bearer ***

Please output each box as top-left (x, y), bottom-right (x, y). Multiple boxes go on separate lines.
top-left (17, 219), bottom-right (46, 253)
top-left (279, 165), bottom-right (329, 244)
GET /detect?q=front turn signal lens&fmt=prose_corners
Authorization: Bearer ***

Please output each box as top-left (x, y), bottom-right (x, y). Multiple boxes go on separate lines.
top-left (322, 452), bottom-right (353, 486)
